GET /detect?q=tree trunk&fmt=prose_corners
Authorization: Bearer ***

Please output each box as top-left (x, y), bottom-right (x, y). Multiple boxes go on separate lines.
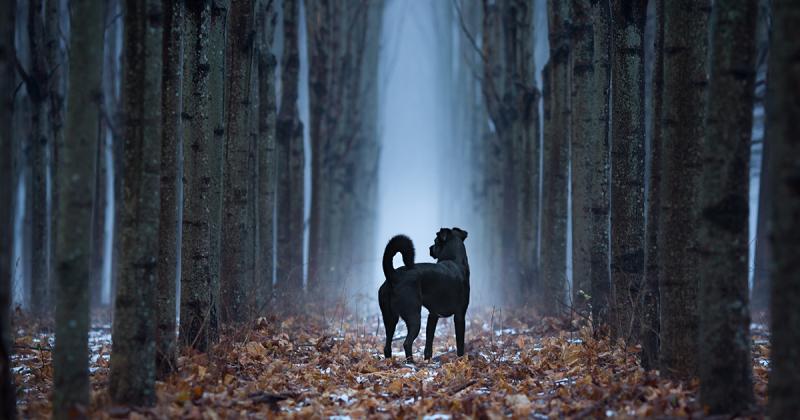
top-left (584, 0), bottom-right (612, 330)
top-left (45, 0), bottom-right (66, 314)
top-left (180, 0), bottom-right (219, 352)
top-left (0, 0), bottom-right (17, 416)
top-left (208, 0), bottom-right (227, 325)
top-left (156, 0), bottom-right (183, 379)
top-left (697, 0), bottom-right (757, 413)
top-left (53, 0), bottom-right (103, 415)
top-left (657, 0), bottom-right (709, 380)
top-left (609, 1), bottom-right (646, 341)
top-left (766, 1), bottom-right (800, 417)
top-left (275, 0), bottom-right (304, 300)
top-left (221, 0), bottom-right (257, 323)
top-left (255, 0), bottom-right (278, 312)
top-left (27, 0), bottom-right (52, 317)
top-left (109, 0), bottom-right (163, 405)
top-left (641, 0), bottom-right (663, 371)
top-left (305, 0), bottom-right (385, 300)
top-left (570, 0), bottom-right (610, 317)
top-left (540, 0), bottom-right (570, 315)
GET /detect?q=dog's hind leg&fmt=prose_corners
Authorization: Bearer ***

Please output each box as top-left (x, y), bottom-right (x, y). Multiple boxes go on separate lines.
top-left (382, 312), bottom-right (399, 359)
top-left (454, 312), bottom-right (466, 356)
top-left (424, 313), bottom-right (438, 360)
top-left (402, 312), bottom-right (421, 362)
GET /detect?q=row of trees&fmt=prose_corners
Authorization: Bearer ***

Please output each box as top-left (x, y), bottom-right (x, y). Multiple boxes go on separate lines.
top-left (440, 0), bottom-right (797, 416)
top-left (0, 0), bottom-right (385, 415)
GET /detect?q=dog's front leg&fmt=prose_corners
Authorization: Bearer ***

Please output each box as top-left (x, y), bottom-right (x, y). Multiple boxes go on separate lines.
top-left (454, 312), bottom-right (466, 357)
top-left (424, 313), bottom-right (438, 360)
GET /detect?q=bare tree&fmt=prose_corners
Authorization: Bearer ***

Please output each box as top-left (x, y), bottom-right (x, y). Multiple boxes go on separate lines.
top-left (0, 0), bottom-right (17, 417)
top-left (541, 0), bottom-right (570, 315)
top-left (642, 0), bottom-right (663, 371)
top-left (765, 1), bottom-right (800, 417)
top-left (657, 0), bottom-right (709, 380)
top-left (53, 0), bottom-right (104, 415)
top-left (255, 0), bottom-right (278, 310)
top-left (609, 1), bottom-right (646, 340)
top-left (221, 0), bottom-right (257, 323)
top-left (697, 0), bottom-right (757, 412)
top-left (109, 0), bottom-right (164, 405)
top-left (180, 0), bottom-right (219, 352)
top-left (156, 0), bottom-right (184, 378)
top-left (275, 0), bottom-right (304, 299)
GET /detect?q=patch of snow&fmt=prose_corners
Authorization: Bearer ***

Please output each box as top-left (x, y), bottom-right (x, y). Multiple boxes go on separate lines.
top-left (423, 414), bottom-right (451, 420)
top-left (605, 410), bottom-right (616, 417)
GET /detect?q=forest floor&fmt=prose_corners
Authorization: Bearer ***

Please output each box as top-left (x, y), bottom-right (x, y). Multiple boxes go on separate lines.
top-left (13, 305), bottom-right (770, 419)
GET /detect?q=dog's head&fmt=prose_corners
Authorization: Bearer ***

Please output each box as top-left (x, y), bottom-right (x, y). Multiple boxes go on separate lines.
top-left (429, 227), bottom-right (468, 263)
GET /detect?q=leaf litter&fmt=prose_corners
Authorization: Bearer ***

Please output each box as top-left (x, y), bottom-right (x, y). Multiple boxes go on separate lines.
top-left (12, 307), bottom-right (769, 418)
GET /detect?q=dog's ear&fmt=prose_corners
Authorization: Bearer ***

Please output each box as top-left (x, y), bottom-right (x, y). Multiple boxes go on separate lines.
top-left (437, 228), bottom-right (451, 242)
top-left (452, 227), bottom-right (468, 241)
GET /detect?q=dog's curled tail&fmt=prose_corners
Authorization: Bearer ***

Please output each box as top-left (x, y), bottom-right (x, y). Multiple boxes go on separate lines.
top-left (383, 235), bottom-right (415, 280)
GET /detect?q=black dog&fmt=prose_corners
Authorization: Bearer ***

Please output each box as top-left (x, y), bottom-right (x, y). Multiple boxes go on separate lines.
top-left (378, 227), bottom-right (470, 361)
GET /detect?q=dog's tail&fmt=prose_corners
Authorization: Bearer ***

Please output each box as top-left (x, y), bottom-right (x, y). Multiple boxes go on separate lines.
top-left (383, 235), bottom-right (415, 280)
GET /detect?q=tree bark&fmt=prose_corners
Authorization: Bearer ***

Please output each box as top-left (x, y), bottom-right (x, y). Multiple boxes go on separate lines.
top-left (53, 0), bottom-right (103, 416)
top-left (641, 0), bottom-right (663, 371)
top-left (275, 0), bottom-right (304, 300)
top-left (657, 0), bottom-right (709, 380)
top-left (221, 0), bottom-right (257, 323)
top-left (208, 0), bottom-right (227, 325)
top-left (610, 0), bottom-right (646, 341)
top-left (255, 0), bottom-right (278, 311)
top-left (109, 0), bottom-right (163, 405)
top-left (179, 0), bottom-right (219, 352)
top-left (27, 0), bottom-right (52, 317)
top-left (156, 0), bottom-right (183, 379)
top-left (766, 1), bottom-right (800, 417)
top-left (0, 0), bottom-right (17, 416)
top-left (697, 0), bottom-right (757, 413)
top-left (585, 0), bottom-right (612, 330)
top-left (540, 0), bottom-right (570, 315)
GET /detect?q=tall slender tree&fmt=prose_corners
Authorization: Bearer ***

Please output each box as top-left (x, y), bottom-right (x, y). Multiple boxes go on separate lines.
top-left (540, 0), bottom-right (570, 315)
top-left (275, 0), bottom-right (304, 299)
top-left (587, 0), bottom-right (612, 329)
top-left (180, 0), bottom-right (219, 352)
top-left (697, 0), bottom-right (757, 413)
top-left (207, 0), bottom-right (228, 324)
top-left (765, 1), bottom-right (800, 417)
top-left (109, 0), bottom-right (164, 405)
top-left (480, 0), bottom-right (539, 306)
top-left (25, 0), bottom-right (52, 316)
top-left (570, 0), bottom-right (611, 320)
top-left (221, 0), bottom-right (257, 323)
top-left (657, 0), bottom-right (709, 380)
top-left (255, 0), bottom-right (278, 310)
top-left (642, 0), bottom-right (663, 370)
top-left (0, 0), bottom-right (17, 417)
top-left (156, 0), bottom-right (184, 378)
top-left (609, 1), bottom-right (646, 340)
top-left (53, 0), bottom-right (103, 415)
top-left (305, 0), bottom-right (385, 299)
